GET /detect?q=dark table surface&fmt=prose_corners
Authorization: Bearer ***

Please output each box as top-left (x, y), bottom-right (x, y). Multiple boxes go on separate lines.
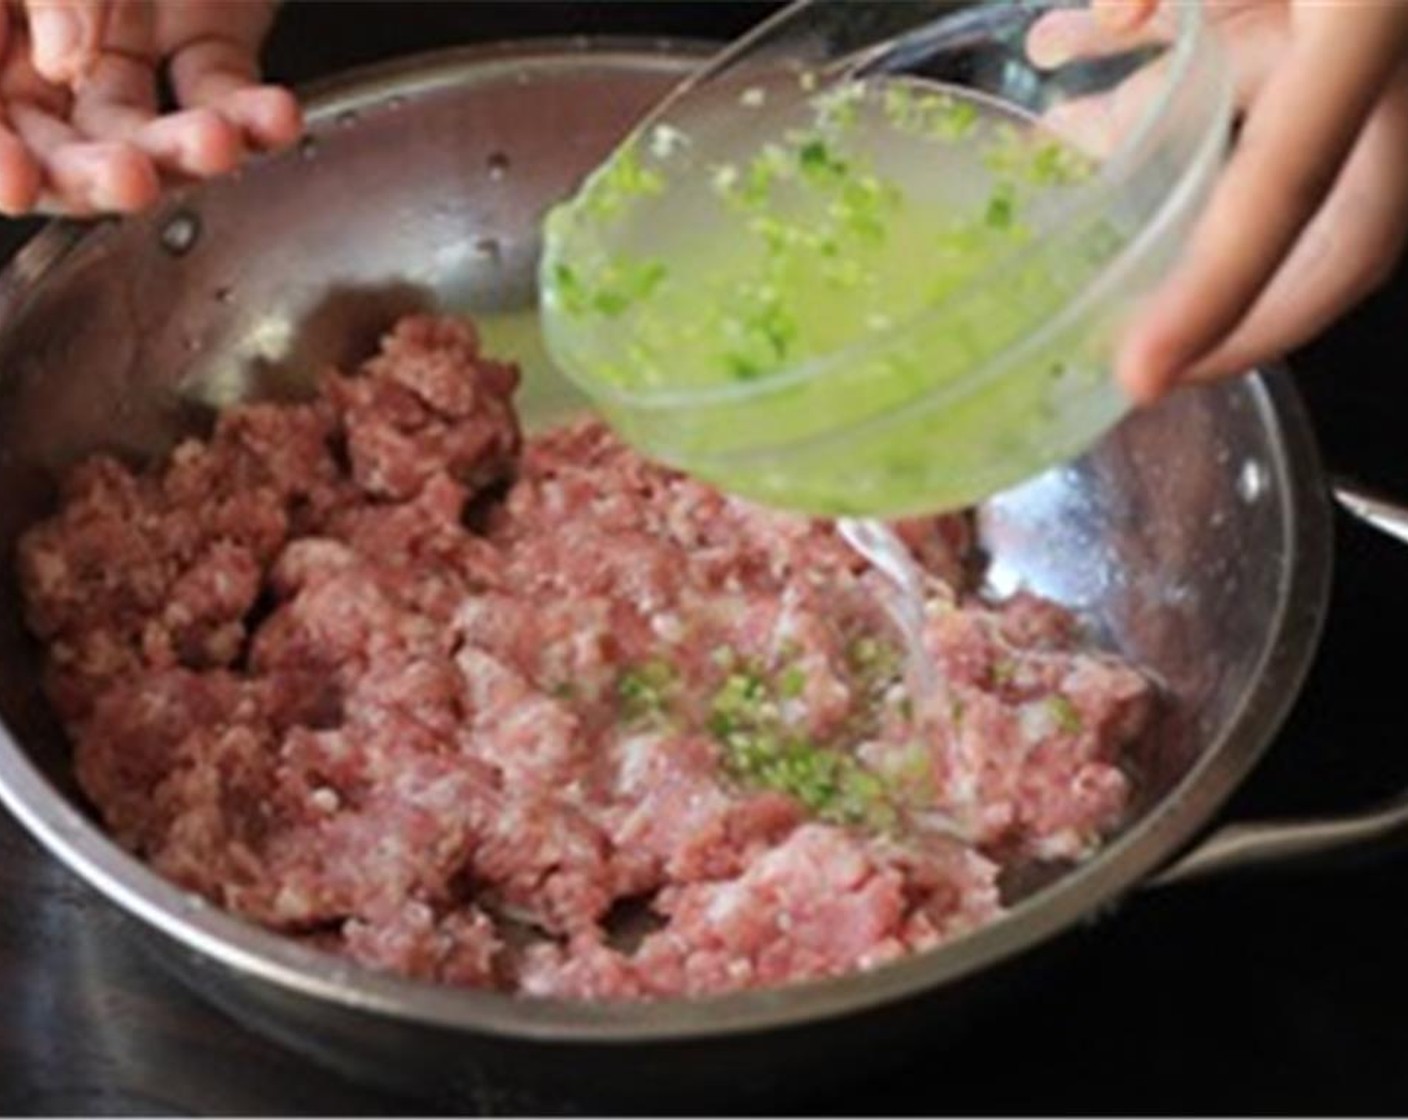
top-left (3, 3), bottom-right (1408, 1115)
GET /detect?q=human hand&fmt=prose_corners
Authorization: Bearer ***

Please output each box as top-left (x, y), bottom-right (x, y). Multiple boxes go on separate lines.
top-left (1028, 0), bottom-right (1408, 404)
top-left (0, 0), bottom-right (300, 217)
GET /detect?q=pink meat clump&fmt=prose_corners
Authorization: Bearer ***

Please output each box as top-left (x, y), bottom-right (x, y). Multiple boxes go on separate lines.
top-left (325, 315), bottom-right (520, 501)
top-left (17, 313), bottom-right (1153, 1001)
top-left (521, 825), bottom-right (999, 999)
top-left (921, 594), bottom-right (1151, 860)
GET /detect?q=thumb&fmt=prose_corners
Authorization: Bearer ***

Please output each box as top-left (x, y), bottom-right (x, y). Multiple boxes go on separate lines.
top-left (25, 0), bottom-right (109, 85)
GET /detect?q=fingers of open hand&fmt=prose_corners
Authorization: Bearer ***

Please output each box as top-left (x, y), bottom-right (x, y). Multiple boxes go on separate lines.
top-left (132, 108), bottom-right (241, 177)
top-left (72, 51), bottom-right (241, 177)
top-left (0, 1), bottom-right (275, 214)
top-left (1117, 11), bottom-right (1408, 403)
top-left (9, 98), bottom-right (155, 213)
top-left (169, 35), bottom-right (299, 152)
top-left (23, 0), bottom-right (108, 84)
top-left (1180, 71), bottom-right (1408, 384)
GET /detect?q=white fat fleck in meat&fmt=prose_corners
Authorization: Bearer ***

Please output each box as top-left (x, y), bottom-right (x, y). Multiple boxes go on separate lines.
top-left (454, 644), bottom-right (522, 712)
top-left (707, 882), bottom-right (750, 923)
top-left (650, 612), bottom-right (686, 644)
top-left (310, 787), bottom-right (341, 814)
top-left (947, 765), bottom-right (980, 814)
top-left (561, 780), bottom-right (588, 806)
top-left (452, 598), bottom-right (494, 641)
top-left (570, 634), bottom-right (613, 685)
top-left (1018, 700), bottom-right (1056, 745)
top-left (615, 733), bottom-right (665, 793)
top-left (1031, 830), bottom-right (1086, 862)
top-left (272, 884), bottom-right (314, 922)
top-left (769, 591), bottom-right (806, 652)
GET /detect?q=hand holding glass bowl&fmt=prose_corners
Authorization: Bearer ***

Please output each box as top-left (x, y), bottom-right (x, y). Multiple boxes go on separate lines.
top-left (1032, 0), bottom-right (1408, 405)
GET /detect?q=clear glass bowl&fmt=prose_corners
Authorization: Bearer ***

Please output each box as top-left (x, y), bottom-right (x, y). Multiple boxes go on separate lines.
top-left (541, 0), bottom-right (1233, 517)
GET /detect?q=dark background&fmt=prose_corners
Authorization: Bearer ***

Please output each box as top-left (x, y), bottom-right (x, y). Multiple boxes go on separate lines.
top-left (2, 2), bottom-right (1408, 1114)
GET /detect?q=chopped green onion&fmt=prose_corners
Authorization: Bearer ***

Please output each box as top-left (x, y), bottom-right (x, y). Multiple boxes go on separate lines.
top-left (779, 665), bottom-right (807, 700)
top-left (991, 659), bottom-right (1018, 686)
top-left (553, 257), bottom-right (667, 320)
top-left (813, 81), bottom-right (865, 131)
top-left (618, 658), bottom-right (678, 724)
top-left (705, 659), bottom-right (900, 831)
top-left (797, 137), bottom-right (849, 183)
top-left (582, 143), bottom-right (665, 222)
top-left (1029, 140), bottom-right (1092, 186)
top-left (1048, 693), bottom-right (1083, 735)
top-left (985, 182), bottom-right (1017, 230)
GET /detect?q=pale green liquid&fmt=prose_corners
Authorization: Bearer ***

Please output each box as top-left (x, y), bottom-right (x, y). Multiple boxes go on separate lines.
top-left (541, 79), bottom-right (1126, 518)
top-left (475, 306), bottom-right (588, 432)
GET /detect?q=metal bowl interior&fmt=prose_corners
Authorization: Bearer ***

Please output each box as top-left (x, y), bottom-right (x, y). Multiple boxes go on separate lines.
top-left (0, 42), bottom-right (1331, 1044)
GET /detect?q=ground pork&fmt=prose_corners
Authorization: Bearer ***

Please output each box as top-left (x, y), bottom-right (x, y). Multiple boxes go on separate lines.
top-left (17, 313), bottom-right (1152, 1000)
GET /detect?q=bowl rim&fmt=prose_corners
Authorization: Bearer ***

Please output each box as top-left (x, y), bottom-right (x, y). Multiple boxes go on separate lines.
top-left (0, 38), bottom-right (1332, 1044)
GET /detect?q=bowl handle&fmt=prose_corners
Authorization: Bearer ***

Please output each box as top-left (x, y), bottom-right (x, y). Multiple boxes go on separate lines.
top-left (1151, 794), bottom-right (1408, 886)
top-left (1150, 477), bottom-right (1408, 887)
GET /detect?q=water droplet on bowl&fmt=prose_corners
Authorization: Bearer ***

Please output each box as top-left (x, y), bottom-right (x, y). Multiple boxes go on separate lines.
top-left (299, 135), bottom-right (319, 160)
top-left (1237, 458), bottom-right (1268, 503)
top-left (335, 109), bottom-right (359, 129)
top-left (214, 286), bottom-right (233, 304)
top-left (159, 210), bottom-right (200, 256)
top-left (387, 94), bottom-right (406, 110)
top-left (486, 151), bottom-right (510, 180)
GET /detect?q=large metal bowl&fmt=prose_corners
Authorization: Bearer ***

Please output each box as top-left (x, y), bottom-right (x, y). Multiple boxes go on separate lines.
top-left (0, 42), bottom-right (1350, 1111)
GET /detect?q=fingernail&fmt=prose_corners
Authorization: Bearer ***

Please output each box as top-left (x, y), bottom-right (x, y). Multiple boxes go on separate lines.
top-left (1113, 338), bottom-right (1160, 407)
top-left (1116, 370), bottom-right (1155, 407)
top-left (1092, 0), bottom-right (1142, 33)
top-left (31, 9), bottom-right (83, 79)
top-left (1027, 25), bottom-right (1071, 69)
top-left (1126, 363), bottom-right (1176, 407)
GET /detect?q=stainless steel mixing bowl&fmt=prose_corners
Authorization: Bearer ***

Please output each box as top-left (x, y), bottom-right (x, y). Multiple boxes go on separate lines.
top-left (0, 41), bottom-right (1401, 1113)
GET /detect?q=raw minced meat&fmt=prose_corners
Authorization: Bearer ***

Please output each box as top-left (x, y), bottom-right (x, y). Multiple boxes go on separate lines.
top-left (17, 313), bottom-right (1153, 1000)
